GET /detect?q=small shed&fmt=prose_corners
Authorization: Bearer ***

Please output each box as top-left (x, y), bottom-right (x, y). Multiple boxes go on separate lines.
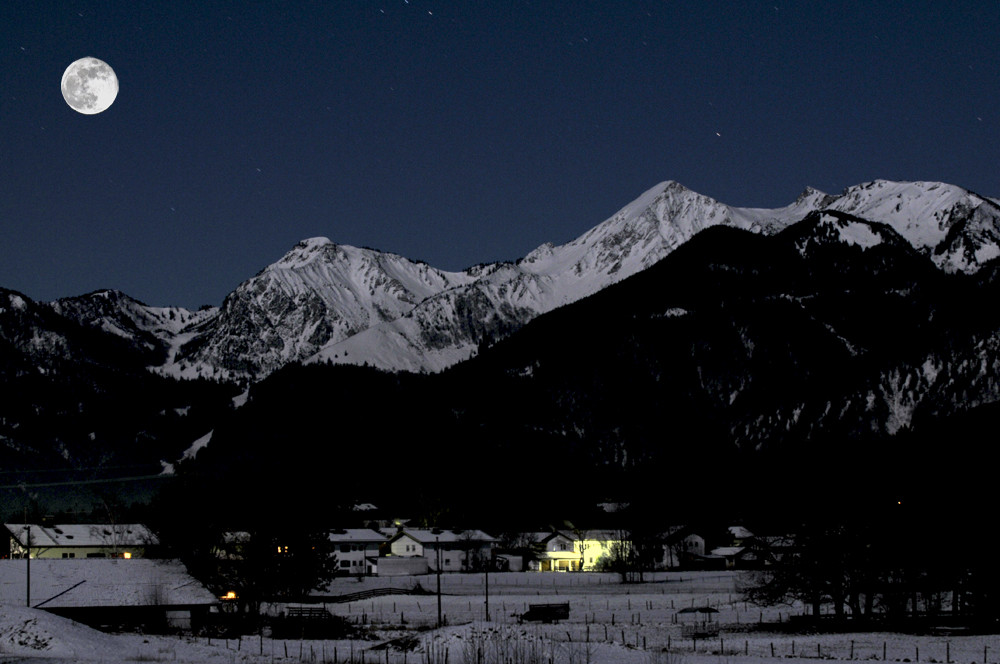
top-left (676, 607), bottom-right (721, 638)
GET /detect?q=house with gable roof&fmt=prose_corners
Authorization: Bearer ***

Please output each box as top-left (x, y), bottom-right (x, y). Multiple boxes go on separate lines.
top-left (5, 523), bottom-right (159, 560)
top-left (384, 528), bottom-right (495, 572)
top-left (528, 530), bottom-right (581, 572)
top-left (328, 528), bottom-right (390, 575)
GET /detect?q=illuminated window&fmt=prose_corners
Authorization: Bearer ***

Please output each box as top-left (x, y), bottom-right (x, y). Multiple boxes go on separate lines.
top-left (123, 552), bottom-right (132, 559)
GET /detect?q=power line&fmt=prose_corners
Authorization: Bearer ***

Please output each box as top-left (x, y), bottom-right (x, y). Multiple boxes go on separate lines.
top-left (0, 464), bottom-right (160, 476)
top-left (0, 474), bottom-right (171, 490)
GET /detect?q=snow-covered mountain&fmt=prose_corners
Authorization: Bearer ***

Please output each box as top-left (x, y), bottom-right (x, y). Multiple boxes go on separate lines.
top-left (162, 239), bottom-right (478, 380)
top-left (15, 179), bottom-right (1000, 381)
top-left (820, 180), bottom-right (1000, 271)
top-left (306, 180), bottom-right (1000, 373)
top-left (305, 181), bottom-right (834, 372)
top-left (49, 289), bottom-right (217, 365)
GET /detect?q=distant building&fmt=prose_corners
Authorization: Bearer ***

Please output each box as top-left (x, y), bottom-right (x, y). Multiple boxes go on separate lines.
top-left (384, 528), bottom-right (495, 572)
top-left (328, 528), bottom-right (390, 575)
top-left (5, 524), bottom-right (159, 560)
top-left (662, 528), bottom-right (706, 569)
top-left (528, 531), bottom-right (580, 572)
top-left (574, 530), bottom-right (619, 571)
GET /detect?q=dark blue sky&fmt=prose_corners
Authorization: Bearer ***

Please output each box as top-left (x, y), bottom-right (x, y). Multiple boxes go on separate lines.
top-left (2, 1), bottom-right (998, 308)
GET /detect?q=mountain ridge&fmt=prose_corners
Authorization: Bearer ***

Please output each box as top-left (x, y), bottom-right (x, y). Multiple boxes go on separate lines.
top-left (12, 178), bottom-right (1000, 383)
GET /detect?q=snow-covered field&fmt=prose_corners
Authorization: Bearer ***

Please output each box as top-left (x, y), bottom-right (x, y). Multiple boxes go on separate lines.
top-left (4, 571), bottom-right (1000, 664)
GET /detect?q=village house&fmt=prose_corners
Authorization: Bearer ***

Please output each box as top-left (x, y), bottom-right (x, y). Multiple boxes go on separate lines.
top-left (734, 532), bottom-right (797, 569)
top-left (328, 528), bottom-right (390, 575)
top-left (708, 545), bottom-right (746, 569)
top-left (5, 523), bottom-right (159, 560)
top-left (527, 530), bottom-right (582, 572)
top-left (662, 527), bottom-right (707, 568)
top-left (530, 529), bottom-right (692, 572)
top-left (383, 528), bottom-right (495, 572)
top-left (727, 525), bottom-right (755, 546)
top-left (575, 530), bottom-right (629, 571)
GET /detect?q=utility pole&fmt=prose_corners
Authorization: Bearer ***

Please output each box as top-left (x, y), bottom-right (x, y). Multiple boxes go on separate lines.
top-left (485, 560), bottom-right (490, 621)
top-left (436, 537), bottom-right (442, 628)
top-left (25, 521), bottom-right (31, 608)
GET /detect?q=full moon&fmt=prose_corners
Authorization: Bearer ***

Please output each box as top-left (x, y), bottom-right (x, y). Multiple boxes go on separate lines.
top-left (61, 57), bottom-right (118, 114)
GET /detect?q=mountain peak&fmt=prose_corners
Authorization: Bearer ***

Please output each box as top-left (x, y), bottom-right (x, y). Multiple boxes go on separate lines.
top-left (272, 237), bottom-right (339, 270)
top-left (796, 186), bottom-right (831, 204)
top-left (298, 236), bottom-right (335, 248)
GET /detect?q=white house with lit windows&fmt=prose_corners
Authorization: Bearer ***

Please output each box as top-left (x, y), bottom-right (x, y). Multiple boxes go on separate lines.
top-left (573, 530), bottom-right (620, 571)
top-left (529, 530), bottom-right (582, 572)
top-left (5, 523), bottom-right (159, 560)
top-left (327, 528), bottom-right (391, 575)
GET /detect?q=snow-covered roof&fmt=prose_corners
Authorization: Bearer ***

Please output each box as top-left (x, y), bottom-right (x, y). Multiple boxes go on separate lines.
top-left (5, 524), bottom-right (159, 549)
top-left (710, 546), bottom-right (745, 557)
top-left (727, 526), bottom-right (754, 540)
top-left (526, 531), bottom-right (577, 544)
top-left (0, 559), bottom-right (216, 609)
top-left (577, 530), bottom-right (620, 542)
top-left (328, 528), bottom-right (391, 543)
top-left (392, 529), bottom-right (496, 544)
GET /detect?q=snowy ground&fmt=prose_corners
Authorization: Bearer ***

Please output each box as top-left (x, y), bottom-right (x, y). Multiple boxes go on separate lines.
top-left (4, 571), bottom-right (1000, 664)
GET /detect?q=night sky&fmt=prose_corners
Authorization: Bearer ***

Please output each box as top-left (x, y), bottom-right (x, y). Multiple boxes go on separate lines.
top-left (2, 1), bottom-right (998, 309)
